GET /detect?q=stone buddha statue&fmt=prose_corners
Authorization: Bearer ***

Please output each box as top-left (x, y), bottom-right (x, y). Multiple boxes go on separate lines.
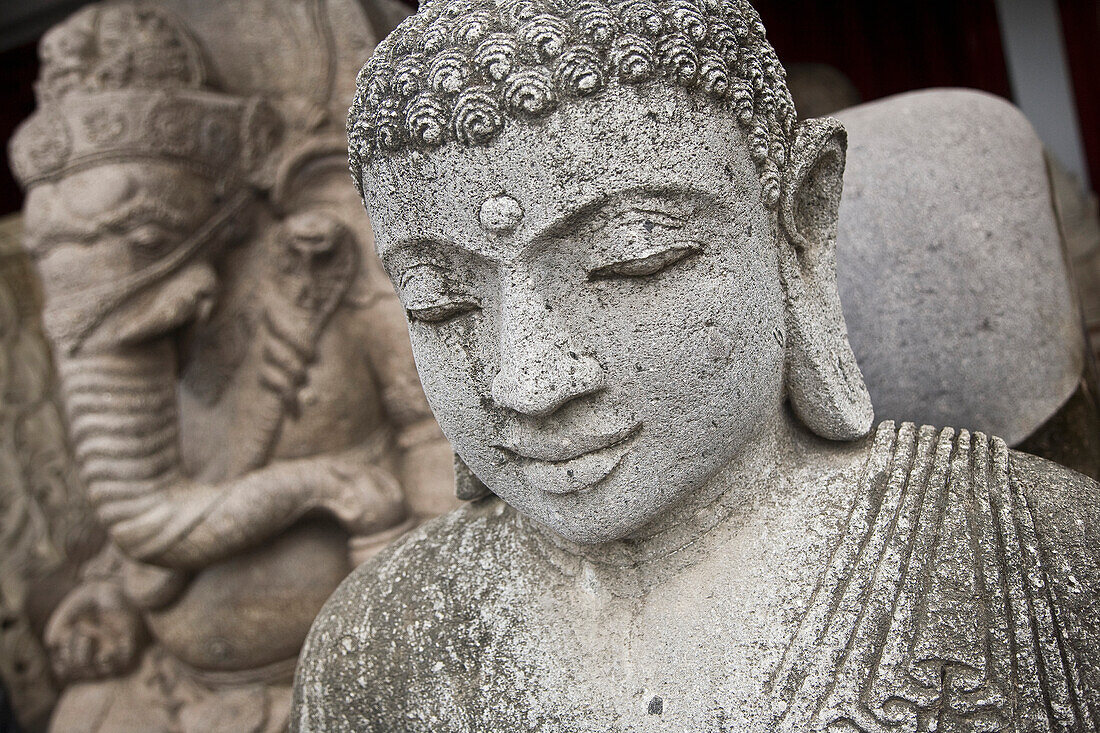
top-left (293, 0), bottom-right (1100, 730)
top-left (7, 2), bottom-right (456, 730)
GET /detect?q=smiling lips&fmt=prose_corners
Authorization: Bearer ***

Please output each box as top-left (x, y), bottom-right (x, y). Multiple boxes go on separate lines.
top-left (495, 422), bottom-right (642, 495)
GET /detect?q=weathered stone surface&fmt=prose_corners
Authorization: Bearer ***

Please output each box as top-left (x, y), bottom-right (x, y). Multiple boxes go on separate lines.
top-left (300, 425), bottom-right (1100, 731)
top-left (6, 1), bottom-right (458, 730)
top-left (0, 213), bottom-right (101, 732)
top-left (1049, 155), bottom-right (1100, 364)
top-left (293, 0), bottom-right (1100, 730)
top-left (834, 89), bottom-right (1098, 472)
top-left (780, 69), bottom-right (1098, 474)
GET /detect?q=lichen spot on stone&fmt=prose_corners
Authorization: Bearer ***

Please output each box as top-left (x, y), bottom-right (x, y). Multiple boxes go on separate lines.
top-left (479, 193), bottom-right (524, 234)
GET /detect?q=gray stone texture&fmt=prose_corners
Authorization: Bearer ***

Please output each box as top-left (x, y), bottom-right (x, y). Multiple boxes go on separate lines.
top-left (835, 89), bottom-right (1086, 449)
top-left (787, 70), bottom-right (1099, 477)
top-left (293, 0), bottom-right (1100, 730)
top-left (298, 426), bottom-right (1100, 731)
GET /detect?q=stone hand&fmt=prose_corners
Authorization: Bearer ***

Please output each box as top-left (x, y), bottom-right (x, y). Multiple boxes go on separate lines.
top-left (44, 580), bottom-right (145, 683)
top-left (318, 458), bottom-right (407, 538)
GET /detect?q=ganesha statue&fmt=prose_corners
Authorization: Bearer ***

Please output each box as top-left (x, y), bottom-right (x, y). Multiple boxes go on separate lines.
top-left (7, 1), bottom-right (456, 730)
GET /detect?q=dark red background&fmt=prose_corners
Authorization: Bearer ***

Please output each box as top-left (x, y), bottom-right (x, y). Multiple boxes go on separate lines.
top-left (751, 0), bottom-right (1098, 193)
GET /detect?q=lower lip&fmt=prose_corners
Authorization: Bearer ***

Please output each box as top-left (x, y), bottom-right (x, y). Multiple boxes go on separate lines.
top-left (509, 430), bottom-right (639, 496)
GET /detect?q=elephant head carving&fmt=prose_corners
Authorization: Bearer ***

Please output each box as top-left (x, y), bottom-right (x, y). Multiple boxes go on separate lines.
top-left (5, 4), bottom-right (397, 571)
top-left (5, 3), bottom-right (457, 729)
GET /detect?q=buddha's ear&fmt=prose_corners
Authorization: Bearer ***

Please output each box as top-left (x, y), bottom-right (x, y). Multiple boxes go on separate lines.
top-left (777, 117), bottom-right (874, 441)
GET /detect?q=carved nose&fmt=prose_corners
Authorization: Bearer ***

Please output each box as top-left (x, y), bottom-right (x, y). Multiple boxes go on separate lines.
top-left (491, 341), bottom-right (604, 417)
top-left (490, 279), bottom-right (603, 417)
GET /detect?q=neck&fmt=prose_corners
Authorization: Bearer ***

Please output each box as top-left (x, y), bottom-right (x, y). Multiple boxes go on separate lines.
top-left (630, 409), bottom-right (790, 543)
top-left (528, 408), bottom-right (797, 589)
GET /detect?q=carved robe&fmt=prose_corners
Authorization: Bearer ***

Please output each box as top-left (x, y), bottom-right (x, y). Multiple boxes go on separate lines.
top-left (293, 422), bottom-right (1100, 732)
top-left (771, 423), bottom-right (1099, 732)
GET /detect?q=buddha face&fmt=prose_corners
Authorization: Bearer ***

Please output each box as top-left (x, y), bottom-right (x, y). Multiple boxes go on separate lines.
top-left (366, 86), bottom-right (788, 543)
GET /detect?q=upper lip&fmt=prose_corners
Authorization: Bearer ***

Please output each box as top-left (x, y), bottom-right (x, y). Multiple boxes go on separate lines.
top-left (496, 422), bottom-right (641, 463)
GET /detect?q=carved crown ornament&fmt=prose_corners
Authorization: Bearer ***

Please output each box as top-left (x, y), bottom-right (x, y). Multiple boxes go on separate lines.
top-left (33, 1), bottom-right (207, 103)
top-left (7, 1), bottom-right (287, 194)
top-left (8, 90), bottom-right (283, 191)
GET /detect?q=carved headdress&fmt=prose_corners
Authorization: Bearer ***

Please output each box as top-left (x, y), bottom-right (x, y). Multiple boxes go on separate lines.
top-left (8, 2), bottom-right (281, 192)
top-left (7, 3), bottom-right (285, 354)
top-left (348, 0), bottom-right (796, 207)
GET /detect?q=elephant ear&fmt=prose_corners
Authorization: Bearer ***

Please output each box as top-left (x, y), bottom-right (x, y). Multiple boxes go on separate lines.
top-left (778, 117), bottom-right (874, 441)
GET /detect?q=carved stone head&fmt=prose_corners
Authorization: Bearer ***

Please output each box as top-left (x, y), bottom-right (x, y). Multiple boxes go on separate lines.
top-left (9, 3), bottom-right (282, 356)
top-left (350, 0), bottom-right (873, 543)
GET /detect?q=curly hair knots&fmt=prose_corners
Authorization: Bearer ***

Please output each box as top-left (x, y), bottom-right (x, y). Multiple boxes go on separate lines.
top-left (349, 0), bottom-right (796, 208)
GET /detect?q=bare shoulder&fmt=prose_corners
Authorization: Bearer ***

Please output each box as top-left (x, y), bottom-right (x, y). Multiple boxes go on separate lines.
top-left (291, 498), bottom-right (525, 732)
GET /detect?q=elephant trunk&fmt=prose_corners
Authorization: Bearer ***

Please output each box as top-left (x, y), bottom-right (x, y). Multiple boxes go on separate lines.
top-left (53, 335), bottom-right (401, 571)
top-left (57, 340), bottom-right (189, 557)
top-left (41, 239), bottom-right (405, 569)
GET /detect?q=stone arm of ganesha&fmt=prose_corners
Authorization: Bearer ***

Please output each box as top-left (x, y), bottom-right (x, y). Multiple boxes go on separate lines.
top-left (51, 210), bottom-right (409, 573)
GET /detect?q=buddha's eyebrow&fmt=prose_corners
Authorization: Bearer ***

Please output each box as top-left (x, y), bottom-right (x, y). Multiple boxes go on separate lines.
top-left (536, 185), bottom-right (713, 242)
top-left (382, 186), bottom-right (713, 268)
top-left (381, 237), bottom-right (486, 273)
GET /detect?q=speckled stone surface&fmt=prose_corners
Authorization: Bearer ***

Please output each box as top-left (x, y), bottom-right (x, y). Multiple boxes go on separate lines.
top-left (293, 0), bottom-right (1100, 729)
top-left (834, 89), bottom-right (1087, 448)
top-left (297, 423), bottom-right (1100, 731)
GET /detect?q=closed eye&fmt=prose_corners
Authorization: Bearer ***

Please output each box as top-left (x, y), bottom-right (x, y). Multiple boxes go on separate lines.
top-left (126, 223), bottom-right (182, 263)
top-left (588, 245), bottom-right (699, 281)
top-left (406, 300), bottom-right (481, 324)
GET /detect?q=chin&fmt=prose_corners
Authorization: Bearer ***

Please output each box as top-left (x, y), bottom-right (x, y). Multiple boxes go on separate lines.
top-left (530, 494), bottom-right (657, 546)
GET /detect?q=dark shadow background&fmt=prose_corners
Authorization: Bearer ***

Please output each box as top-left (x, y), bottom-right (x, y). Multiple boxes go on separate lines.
top-left (0, 683), bottom-right (17, 732)
top-left (755, 1), bottom-right (1013, 101)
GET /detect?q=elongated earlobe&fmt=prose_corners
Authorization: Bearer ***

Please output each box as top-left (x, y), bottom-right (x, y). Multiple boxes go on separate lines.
top-left (778, 117), bottom-right (874, 441)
